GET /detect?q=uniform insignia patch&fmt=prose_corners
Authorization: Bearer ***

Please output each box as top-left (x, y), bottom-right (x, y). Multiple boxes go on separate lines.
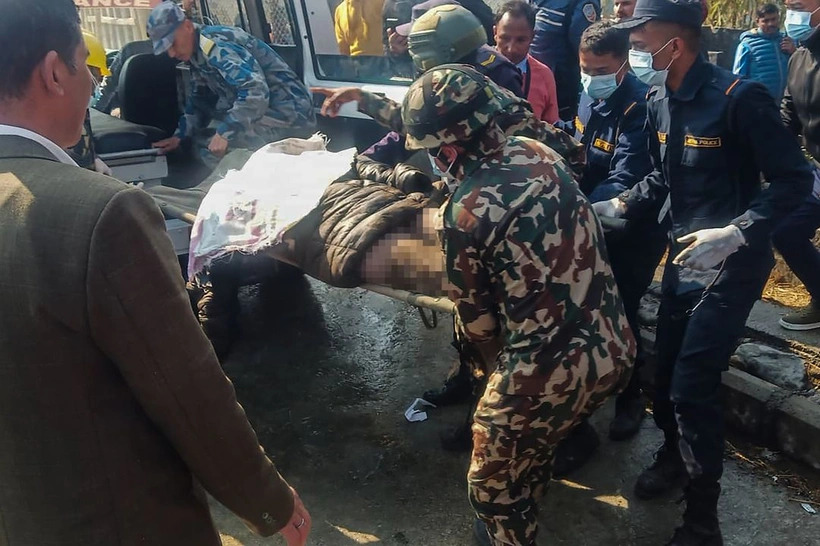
top-left (200, 35), bottom-right (216, 56)
top-left (480, 54), bottom-right (496, 67)
top-left (575, 117), bottom-right (585, 134)
top-left (582, 3), bottom-right (597, 23)
top-left (657, 132), bottom-right (667, 144)
top-left (684, 135), bottom-right (722, 148)
top-left (593, 138), bottom-right (614, 153)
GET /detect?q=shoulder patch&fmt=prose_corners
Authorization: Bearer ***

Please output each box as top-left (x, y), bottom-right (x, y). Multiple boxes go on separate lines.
top-left (480, 54), bottom-right (496, 67)
top-left (582, 3), bottom-right (597, 23)
top-left (575, 116), bottom-right (584, 134)
top-left (684, 135), bottom-right (722, 148)
top-left (593, 138), bottom-right (614, 154)
top-left (725, 78), bottom-right (741, 96)
top-left (623, 101), bottom-right (638, 117)
top-left (657, 132), bottom-right (667, 144)
top-left (200, 35), bottom-right (217, 56)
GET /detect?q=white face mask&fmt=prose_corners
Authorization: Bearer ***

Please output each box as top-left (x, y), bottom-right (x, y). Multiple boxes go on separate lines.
top-left (785, 7), bottom-right (820, 42)
top-left (629, 39), bottom-right (675, 87)
top-left (581, 60), bottom-right (628, 100)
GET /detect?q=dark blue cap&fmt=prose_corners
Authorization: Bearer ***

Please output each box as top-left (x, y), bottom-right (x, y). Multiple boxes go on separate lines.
top-left (615, 0), bottom-right (704, 30)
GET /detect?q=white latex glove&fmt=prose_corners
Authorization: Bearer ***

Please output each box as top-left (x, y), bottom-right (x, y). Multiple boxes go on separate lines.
top-left (672, 224), bottom-right (746, 271)
top-left (592, 197), bottom-right (627, 219)
top-left (94, 157), bottom-right (113, 176)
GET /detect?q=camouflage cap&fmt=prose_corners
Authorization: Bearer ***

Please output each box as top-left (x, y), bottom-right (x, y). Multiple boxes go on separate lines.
top-left (402, 64), bottom-right (515, 150)
top-left (147, 1), bottom-right (186, 55)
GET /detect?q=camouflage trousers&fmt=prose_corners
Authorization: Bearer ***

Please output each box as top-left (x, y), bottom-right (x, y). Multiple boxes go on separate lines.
top-left (468, 364), bottom-right (629, 545)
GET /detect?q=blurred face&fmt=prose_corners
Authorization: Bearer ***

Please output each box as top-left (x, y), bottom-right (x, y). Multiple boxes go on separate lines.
top-left (614, 0), bottom-right (636, 20)
top-left (579, 50), bottom-right (628, 84)
top-left (493, 13), bottom-right (534, 65)
top-left (167, 20), bottom-right (196, 62)
top-left (758, 11), bottom-right (780, 34)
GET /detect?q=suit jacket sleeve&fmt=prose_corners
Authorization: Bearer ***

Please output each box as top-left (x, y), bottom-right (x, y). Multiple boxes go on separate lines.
top-left (86, 188), bottom-right (294, 536)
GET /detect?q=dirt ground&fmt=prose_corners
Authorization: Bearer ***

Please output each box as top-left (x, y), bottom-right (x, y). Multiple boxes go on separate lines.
top-left (209, 277), bottom-right (820, 546)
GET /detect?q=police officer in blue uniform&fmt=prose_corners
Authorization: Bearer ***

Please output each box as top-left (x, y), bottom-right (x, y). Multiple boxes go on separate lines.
top-left (530, 0), bottom-right (601, 122)
top-left (575, 20), bottom-right (664, 443)
top-left (595, 1), bottom-right (813, 544)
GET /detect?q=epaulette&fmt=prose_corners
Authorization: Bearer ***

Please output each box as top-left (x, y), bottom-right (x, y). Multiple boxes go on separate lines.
top-left (725, 78), bottom-right (742, 96)
top-left (200, 35), bottom-right (217, 57)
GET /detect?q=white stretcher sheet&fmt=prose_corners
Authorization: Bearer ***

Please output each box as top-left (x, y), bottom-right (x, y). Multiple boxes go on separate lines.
top-left (187, 134), bottom-right (356, 278)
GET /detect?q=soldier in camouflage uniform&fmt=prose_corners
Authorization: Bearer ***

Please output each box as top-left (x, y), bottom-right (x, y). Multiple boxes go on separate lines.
top-left (401, 65), bottom-right (635, 545)
top-left (147, 2), bottom-right (315, 170)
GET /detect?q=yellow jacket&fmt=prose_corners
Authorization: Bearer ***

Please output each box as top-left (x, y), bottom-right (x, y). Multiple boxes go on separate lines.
top-left (334, 0), bottom-right (385, 56)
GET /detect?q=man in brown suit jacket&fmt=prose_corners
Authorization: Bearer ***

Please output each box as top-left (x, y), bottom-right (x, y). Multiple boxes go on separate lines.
top-left (0, 1), bottom-right (310, 544)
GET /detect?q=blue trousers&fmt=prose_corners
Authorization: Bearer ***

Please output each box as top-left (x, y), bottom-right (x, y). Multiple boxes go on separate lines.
top-left (653, 244), bottom-right (773, 483)
top-left (772, 195), bottom-right (820, 302)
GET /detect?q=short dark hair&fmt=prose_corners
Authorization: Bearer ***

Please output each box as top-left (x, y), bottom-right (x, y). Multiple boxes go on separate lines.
top-left (495, 0), bottom-right (536, 31)
top-left (0, 0), bottom-right (82, 100)
top-left (580, 20), bottom-right (629, 58)
top-left (757, 3), bottom-right (779, 18)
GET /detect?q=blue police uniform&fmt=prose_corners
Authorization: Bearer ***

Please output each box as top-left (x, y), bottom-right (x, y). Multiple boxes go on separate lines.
top-left (622, 54), bottom-right (811, 494)
top-left (178, 25), bottom-right (316, 169)
top-left (575, 72), bottom-right (651, 201)
top-left (574, 71), bottom-right (665, 408)
top-left (530, 0), bottom-right (600, 121)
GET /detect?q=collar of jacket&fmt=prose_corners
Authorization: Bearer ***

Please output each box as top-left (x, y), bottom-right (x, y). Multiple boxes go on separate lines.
top-left (592, 71), bottom-right (636, 117)
top-left (655, 54), bottom-right (710, 103)
top-left (0, 134), bottom-right (62, 163)
top-left (452, 119), bottom-right (509, 181)
top-left (744, 28), bottom-right (782, 41)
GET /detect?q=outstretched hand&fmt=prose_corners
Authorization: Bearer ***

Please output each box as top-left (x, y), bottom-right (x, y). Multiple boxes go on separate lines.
top-left (311, 87), bottom-right (364, 118)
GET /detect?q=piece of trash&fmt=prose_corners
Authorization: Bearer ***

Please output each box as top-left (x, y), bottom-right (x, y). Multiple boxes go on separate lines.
top-left (801, 503), bottom-right (817, 515)
top-left (404, 398), bottom-right (436, 423)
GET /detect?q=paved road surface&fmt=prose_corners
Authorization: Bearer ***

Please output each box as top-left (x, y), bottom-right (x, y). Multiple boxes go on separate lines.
top-left (210, 277), bottom-right (820, 545)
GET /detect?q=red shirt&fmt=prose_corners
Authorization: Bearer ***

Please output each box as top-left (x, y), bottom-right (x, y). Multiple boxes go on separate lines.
top-left (522, 55), bottom-right (559, 124)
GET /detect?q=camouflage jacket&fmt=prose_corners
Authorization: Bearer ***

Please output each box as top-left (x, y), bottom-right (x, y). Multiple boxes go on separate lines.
top-left (177, 25), bottom-right (315, 141)
top-left (442, 133), bottom-right (634, 395)
top-left (357, 89), bottom-right (585, 176)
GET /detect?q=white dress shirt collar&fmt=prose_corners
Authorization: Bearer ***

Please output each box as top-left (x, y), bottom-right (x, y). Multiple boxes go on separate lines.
top-left (0, 124), bottom-right (78, 166)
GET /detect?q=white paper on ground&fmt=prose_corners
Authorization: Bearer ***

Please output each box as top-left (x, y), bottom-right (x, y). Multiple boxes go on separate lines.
top-left (187, 133), bottom-right (355, 278)
top-left (404, 398), bottom-right (437, 423)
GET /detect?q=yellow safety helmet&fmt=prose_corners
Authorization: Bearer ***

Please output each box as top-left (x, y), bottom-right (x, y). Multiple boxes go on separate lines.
top-left (82, 31), bottom-right (111, 77)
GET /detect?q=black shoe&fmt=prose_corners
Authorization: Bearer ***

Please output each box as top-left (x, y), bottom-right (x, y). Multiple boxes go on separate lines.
top-left (609, 394), bottom-right (645, 441)
top-left (472, 519), bottom-right (492, 546)
top-left (440, 421), bottom-right (473, 452)
top-left (634, 443), bottom-right (687, 500)
top-left (665, 524), bottom-right (723, 546)
top-left (422, 369), bottom-right (472, 407)
top-left (552, 420), bottom-right (600, 478)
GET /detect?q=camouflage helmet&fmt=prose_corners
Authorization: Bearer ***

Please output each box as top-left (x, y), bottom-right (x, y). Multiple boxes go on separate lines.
top-left (403, 64), bottom-right (514, 150)
top-left (408, 5), bottom-right (488, 72)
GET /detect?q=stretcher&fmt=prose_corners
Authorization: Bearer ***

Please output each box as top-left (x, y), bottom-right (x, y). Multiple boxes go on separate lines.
top-left (142, 150), bottom-right (458, 321)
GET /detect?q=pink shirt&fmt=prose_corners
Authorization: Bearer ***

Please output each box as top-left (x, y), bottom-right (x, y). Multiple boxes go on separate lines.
top-left (523, 55), bottom-right (559, 124)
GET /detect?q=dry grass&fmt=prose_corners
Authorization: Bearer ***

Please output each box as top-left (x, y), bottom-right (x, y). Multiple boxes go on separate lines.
top-left (762, 231), bottom-right (820, 309)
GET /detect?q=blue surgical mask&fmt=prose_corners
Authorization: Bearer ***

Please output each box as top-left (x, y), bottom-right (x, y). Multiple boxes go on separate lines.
top-left (581, 60), bottom-right (628, 100)
top-left (785, 8), bottom-right (820, 42)
top-left (629, 39), bottom-right (675, 87)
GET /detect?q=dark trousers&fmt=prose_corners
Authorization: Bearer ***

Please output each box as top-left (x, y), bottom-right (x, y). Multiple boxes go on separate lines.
top-left (653, 245), bottom-right (773, 483)
top-left (772, 195), bottom-right (820, 302)
top-left (605, 220), bottom-right (668, 404)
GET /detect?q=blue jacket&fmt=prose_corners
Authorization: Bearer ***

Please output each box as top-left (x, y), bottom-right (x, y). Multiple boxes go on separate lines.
top-left (732, 29), bottom-right (790, 104)
top-left (574, 72), bottom-right (652, 203)
top-left (530, 0), bottom-right (600, 121)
